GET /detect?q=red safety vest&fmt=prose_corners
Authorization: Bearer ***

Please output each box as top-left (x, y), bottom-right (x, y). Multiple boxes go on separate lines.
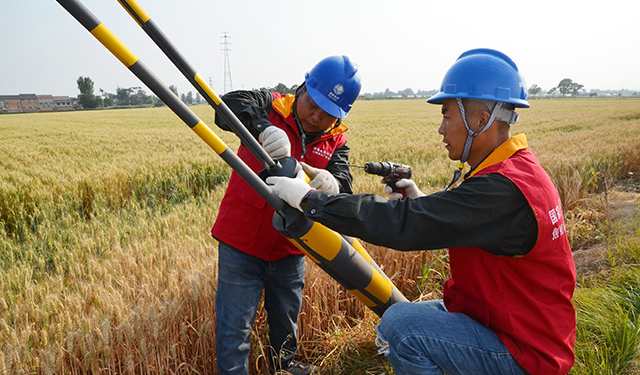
top-left (212, 93), bottom-right (348, 261)
top-left (444, 135), bottom-right (576, 374)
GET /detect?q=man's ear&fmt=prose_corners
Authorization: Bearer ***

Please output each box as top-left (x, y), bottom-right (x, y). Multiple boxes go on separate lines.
top-left (478, 110), bottom-right (491, 130)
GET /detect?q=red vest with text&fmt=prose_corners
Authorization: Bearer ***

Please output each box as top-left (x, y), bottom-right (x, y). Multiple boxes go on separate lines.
top-left (212, 93), bottom-right (348, 261)
top-left (444, 148), bottom-right (576, 375)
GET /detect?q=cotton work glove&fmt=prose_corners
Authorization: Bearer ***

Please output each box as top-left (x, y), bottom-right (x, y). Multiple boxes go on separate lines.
top-left (266, 169), bottom-right (315, 212)
top-left (259, 126), bottom-right (291, 159)
top-left (383, 178), bottom-right (426, 200)
top-left (300, 162), bottom-right (340, 195)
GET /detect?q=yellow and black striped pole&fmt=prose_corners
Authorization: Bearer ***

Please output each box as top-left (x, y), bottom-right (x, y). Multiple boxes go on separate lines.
top-left (55, 0), bottom-right (283, 211)
top-left (274, 210), bottom-right (408, 315)
top-left (116, 0), bottom-right (278, 173)
top-left (55, 0), bottom-right (408, 316)
top-left (111, 1), bottom-right (407, 309)
top-left (116, 0), bottom-right (409, 315)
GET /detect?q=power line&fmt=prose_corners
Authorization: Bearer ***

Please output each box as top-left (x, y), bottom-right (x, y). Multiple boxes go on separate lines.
top-left (220, 32), bottom-right (233, 94)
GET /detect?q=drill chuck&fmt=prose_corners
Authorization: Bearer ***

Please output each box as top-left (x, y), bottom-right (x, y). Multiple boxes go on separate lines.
top-left (362, 162), bottom-right (412, 191)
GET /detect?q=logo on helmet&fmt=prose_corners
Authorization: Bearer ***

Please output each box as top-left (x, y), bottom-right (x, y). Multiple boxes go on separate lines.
top-left (328, 84), bottom-right (343, 102)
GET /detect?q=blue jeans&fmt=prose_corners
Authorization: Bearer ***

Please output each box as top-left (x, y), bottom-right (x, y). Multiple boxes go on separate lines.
top-left (376, 300), bottom-right (526, 375)
top-left (215, 241), bottom-right (306, 375)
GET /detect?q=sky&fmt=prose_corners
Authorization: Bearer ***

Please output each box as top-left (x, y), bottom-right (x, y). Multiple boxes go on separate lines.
top-left (1, 0), bottom-right (639, 98)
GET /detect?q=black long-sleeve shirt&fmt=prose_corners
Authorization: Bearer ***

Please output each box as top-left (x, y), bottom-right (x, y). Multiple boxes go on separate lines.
top-left (304, 173), bottom-right (538, 257)
top-left (215, 90), bottom-right (353, 194)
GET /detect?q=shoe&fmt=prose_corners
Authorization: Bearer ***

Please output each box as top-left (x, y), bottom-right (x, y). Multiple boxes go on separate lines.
top-left (276, 360), bottom-right (319, 375)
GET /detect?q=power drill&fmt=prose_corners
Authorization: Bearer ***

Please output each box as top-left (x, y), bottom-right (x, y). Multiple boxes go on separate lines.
top-left (350, 161), bottom-right (412, 195)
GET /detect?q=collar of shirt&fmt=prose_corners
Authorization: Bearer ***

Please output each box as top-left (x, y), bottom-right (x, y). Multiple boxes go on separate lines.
top-left (466, 134), bottom-right (528, 179)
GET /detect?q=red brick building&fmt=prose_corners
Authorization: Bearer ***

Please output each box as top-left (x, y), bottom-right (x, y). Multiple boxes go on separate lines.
top-left (1, 94), bottom-right (80, 113)
top-left (0, 95), bottom-right (23, 113)
top-left (19, 94), bottom-right (40, 112)
top-left (1, 94), bottom-right (41, 112)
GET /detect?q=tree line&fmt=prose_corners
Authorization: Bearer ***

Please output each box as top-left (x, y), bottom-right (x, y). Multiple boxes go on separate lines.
top-left (76, 76), bottom-right (637, 109)
top-left (77, 76), bottom-right (303, 110)
top-left (528, 78), bottom-right (585, 97)
top-left (76, 76), bottom-right (206, 109)
top-left (527, 78), bottom-right (638, 97)
top-left (77, 77), bottom-right (442, 110)
top-left (251, 83), bottom-right (438, 98)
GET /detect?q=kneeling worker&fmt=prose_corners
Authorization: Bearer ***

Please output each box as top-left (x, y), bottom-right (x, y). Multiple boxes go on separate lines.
top-left (266, 49), bottom-right (576, 375)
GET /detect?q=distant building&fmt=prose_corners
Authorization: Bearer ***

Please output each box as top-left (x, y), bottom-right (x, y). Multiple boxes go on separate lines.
top-left (19, 94), bottom-right (40, 112)
top-left (0, 95), bottom-right (23, 113)
top-left (37, 95), bottom-right (55, 111)
top-left (1, 94), bottom-right (82, 113)
top-left (0, 94), bottom-right (43, 113)
top-left (53, 96), bottom-right (73, 111)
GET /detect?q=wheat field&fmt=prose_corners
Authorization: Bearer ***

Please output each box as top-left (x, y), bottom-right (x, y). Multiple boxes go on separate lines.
top-left (1, 98), bottom-right (639, 374)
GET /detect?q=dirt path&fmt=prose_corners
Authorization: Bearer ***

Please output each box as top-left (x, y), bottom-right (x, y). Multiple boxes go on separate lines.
top-left (573, 185), bottom-right (640, 281)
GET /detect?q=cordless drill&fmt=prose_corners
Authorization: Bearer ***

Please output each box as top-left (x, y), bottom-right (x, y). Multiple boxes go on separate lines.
top-left (351, 161), bottom-right (412, 196)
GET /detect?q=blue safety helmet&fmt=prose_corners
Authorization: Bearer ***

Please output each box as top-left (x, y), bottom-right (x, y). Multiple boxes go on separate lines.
top-left (305, 55), bottom-right (362, 118)
top-left (427, 48), bottom-right (530, 108)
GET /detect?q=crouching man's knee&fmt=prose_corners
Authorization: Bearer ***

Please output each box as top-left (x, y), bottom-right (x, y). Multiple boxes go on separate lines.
top-left (375, 302), bottom-right (413, 356)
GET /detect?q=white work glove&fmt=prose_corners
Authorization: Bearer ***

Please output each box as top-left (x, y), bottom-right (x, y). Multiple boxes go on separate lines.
top-left (383, 178), bottom-right (426, 200)
top-left (266, 169), bottom-right (315, 211)
top-left (259, 126), bottom-right (291, 159)
top-left (300, 162), bottom-right (340, 195)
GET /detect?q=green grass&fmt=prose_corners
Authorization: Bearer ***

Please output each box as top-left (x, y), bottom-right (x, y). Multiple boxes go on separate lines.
top-left (571, 187), bottom-right (640, 374)
top-left (573, 264), bottom-right (640, 374)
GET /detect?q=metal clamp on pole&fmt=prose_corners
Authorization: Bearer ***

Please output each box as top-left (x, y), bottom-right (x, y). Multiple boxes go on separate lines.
top-left (274, 207), bottom-right (408, 316)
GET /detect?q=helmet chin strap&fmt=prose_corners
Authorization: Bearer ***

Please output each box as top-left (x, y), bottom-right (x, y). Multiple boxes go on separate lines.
top-left (293, 83), bottom-right (341, 159)
top-left (443, 98), bottom-right (504, 191)
top-left (293, 84), bottom-right (308, 158)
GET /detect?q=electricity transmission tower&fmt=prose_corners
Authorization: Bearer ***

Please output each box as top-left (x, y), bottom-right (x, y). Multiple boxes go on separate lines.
top-left (221, 32), bottom-right (233, 94)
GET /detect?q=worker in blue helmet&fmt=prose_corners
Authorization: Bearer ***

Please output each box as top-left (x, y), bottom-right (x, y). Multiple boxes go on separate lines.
top-left (266, 49), bottom-right (576, 374)
top-left (426, 48), bottom-right (530, 189)
top-left (212, 55), bottom-right (361, 375)
top-left (304, 55), bottom-right (361, 118)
